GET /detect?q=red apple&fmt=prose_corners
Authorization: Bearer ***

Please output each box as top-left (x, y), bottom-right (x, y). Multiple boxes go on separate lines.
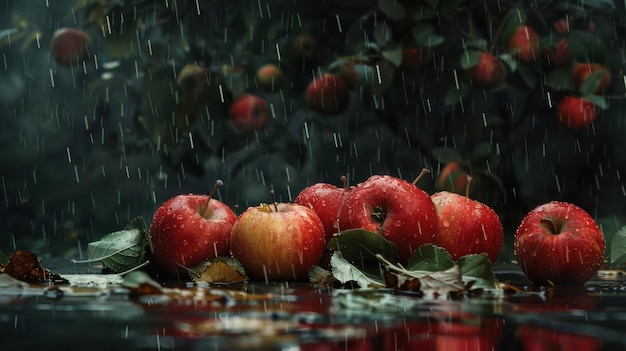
top-left (516, 325), bottom-right (603, 351)
top-left (514, 201), bottom-right (606, 285)
top-left (401, 48), bottom-right (432, 73)
top-left (556, 96), bottom-right (596, 130)
top-left (149, 181), bottom-right (237, 277)
top-left (437, 162), bottom-right (470, 194)
top-left (306, 74), bottom-right (350, 116)
top-left (572, 63), bottom-right (611, 94)
top-left (431, 183), bottom-right (504, 263)
top-left (50, 28), bottom-right (91, 67)
top-left (545, 38), bottom-right (572, 67)
top-left (337, 171), bottom-right (439, 263)
top-left (508, 25), bottom-right (540, 62)
top-left (295, 176), bottom-right (352, 241)
top-left (228, 94), bottom-right (269, 133)
top-left (230, 200), bottom-right (326, 281)
top-left (436, 314), bottom-right (503, 351)
top-left (466, 53), bottom-right (507, 89)
top-left (256, 64), bottom-right (283, 91)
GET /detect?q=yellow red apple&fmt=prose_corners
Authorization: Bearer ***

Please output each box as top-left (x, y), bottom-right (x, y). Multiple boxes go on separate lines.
top-left (230, 201), bottom-right (326, 281)
top-left (228, 94), bottom-right (270, 133)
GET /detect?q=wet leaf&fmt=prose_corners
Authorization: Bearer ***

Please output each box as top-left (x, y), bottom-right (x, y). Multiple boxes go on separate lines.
top-left (309, 265), bottom-right (338, 286)
top-left (2, 250), bottom-right (66, 284)
top-left (610, 225), bottom-right (626, 265)
top-left (516, 63), bottom-right (537, 88)
top-left (74, 217), bottom-right (148, 272)
top-left (499, 7), bottom-right (527, 43)
top-left (327, 228), bottom-right (400, 273)
top-left (407, 244), bottom-right (455, 272)
top-left (545, 67), bottom-right (574, 91)
top-left (432, 147), bottom-right (463, 164)
top-left (382, 46), bottom-right (403, 67)
top-left (330, 251), bottom-right (385, 288)
top-left (568, 30), bottom-right (606, 63)
top-left (458, 253), bottom-right (498, 290)
top-left (579, 70), bottom-right (608, 96)
top-left (378, 0), bottom-right (406, 20)
top-left (583, 94), bottom-right (608, 110)
top-left (460, 50), bottom-right (482, 69)
top-left (187, 257), bottom-right (247, 284)
top-left (379, 254), bottom-right (465, 299)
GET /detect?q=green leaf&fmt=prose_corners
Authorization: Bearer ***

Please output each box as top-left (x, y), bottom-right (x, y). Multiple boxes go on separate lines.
top-left (432, 147), bottom-right (463, 164)
top-left (327, 229), bottom-right (400, 272)
top-left (460, 50), bottom-right (482, 69)
top-left (440, 0), bottom-right (466, 18)
top-left (579, 70), bottom-right (608, 96)
top-left (516, 63), bottom-right (537, 89)
top-left (499, 53), bottom-right (517, 73)
top-left (568, 30), bottom-right (606, 63)
top-left (457, 253), bottom-right (498, 290)
top-left (610, 225), bottom-right (626, 265)
top-left (77, 217), bottom-right (149, 272)
top-left (373, 22), bottom-right (392, 47)
top-left (406, 244), bottom-right (455, 272)
top-left (378, 0), bottom-right (406, 20)
top-left (545, 67), bottom-right (574, 91)
top-left (382, 46), bottom-right (403, 67)
top-left (583, 94), bottom-right (608, 110)
top-left (444, 85), bottom-right (471, 107)
top-left (330, 251), bottom-right (385, 288)
top-left (499, 7), bottom-right (527, 43)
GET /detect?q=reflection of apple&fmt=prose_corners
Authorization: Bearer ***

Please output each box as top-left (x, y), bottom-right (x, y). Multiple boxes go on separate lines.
top-left (230, 201), bottom-right (326, 281)
top-left (508, 25), bottom-right (540, 62)
top-left (383, 319), bottom-right (435, 350)
top-left (516, 325), bottom-right (603, 351)
top-left (337, 171), bottom-right (439, 263)
top-left (466, 53), bottom-right (507, 89)
top-left (295, 176), bottom-right (352, 241)
top-left (51, 28), bottom-right (91, 67)
top-left (436, 313), bottom-right (503, 351)
top-left (556, 96), bottom-right (596, 130)
top-left (431, 185), bottom-right (503, 264)
top-left (514, 201), bottom-right (606, 285)
top-left (149, 182), bottom-right (237, 276)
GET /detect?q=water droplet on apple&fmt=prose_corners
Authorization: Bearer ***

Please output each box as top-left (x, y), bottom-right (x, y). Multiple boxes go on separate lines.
top-left (442, 220), bottom-right (451, 228)
top-left (393, 220), bottom-right (402, 227)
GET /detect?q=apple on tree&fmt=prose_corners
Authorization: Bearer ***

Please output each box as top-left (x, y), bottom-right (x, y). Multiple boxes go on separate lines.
top-left (431, 176), bottom-right (503, 264)
top-left (507, 25), bottom-right (540, 62)
top-left (228, 93), bottom-right (270, 133)
top-left (556, 96), bottom-right (596, 130)
top-left (337, 170), bottom-right (439, 263)
top-left (149, 181), bottom-right (237, 277)
top-left (572, 63), bottom-right (611, 94)
top-left (306, 74), bottom-right (350, 116)
top-left (51, 28), bottom-right (91, 67)
top-left (295, 176), bottom-right (352, 241)
top-left (514, 201), bottom-right (606, 285)
top-left (230, 193), bottom-right (326, 281)
top-left (465, 52), bottom-right (507, 89)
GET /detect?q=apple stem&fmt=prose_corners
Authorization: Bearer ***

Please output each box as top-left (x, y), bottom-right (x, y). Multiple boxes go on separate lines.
top-left (412, 168), bottom-right (431, 186)
top-left (465, 175), bottom-right (473, 198)
top-left (199, 180), bottom-right (223, 216)
top-left (540, 218), bottom-right (560, 234)
top-left (269, 190), bottom-right (279, 212)
top-left (340, 175), bottom-right (347, 189)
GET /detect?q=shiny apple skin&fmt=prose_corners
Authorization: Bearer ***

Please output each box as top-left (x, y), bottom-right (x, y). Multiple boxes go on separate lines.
top-left (149, 194), bottom-right (237, 276)
top-left (337, 175), bottom-right (439, 263)
top-left (230, 203), bottom-right (326, 281)
top-left (514, 201), bottom-right (606, 285)
top-left (431, 191), bottom-right (503, 264)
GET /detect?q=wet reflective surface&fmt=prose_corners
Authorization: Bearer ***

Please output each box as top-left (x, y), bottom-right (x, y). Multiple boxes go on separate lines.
top-left (1, 261), bottom-right (626, 351)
